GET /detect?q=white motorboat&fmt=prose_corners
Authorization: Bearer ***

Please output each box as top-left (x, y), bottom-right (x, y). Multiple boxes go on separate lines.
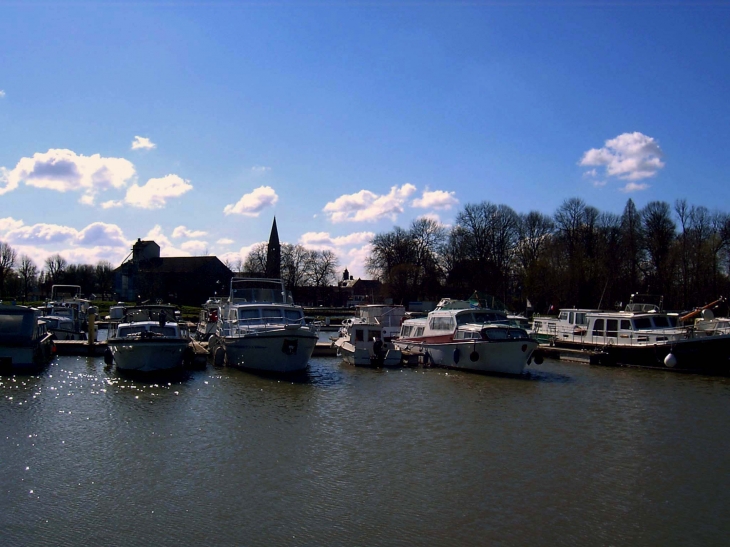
top-left (355, 304), bottom-right (406, 342)
top-left (0, 305), bottom-right (55, 372)
top-left (209, 278), bottom-right (318, 374)
top-left (105, 305), bottom-right (191, 373)
top-left (393, 298), bottom-right (539, 375)
top-left (38, 285), bottom-right (94, 341)
top-left (333, 317), bottom-right (402, 367)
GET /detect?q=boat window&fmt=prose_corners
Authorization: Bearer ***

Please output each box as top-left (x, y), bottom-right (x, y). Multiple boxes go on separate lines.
top-left (633, 317), bottom-right (653, 330)
top-left (576, 313), bottom-right (588, 325)
top-left (592, 319), bottom-right (605, 336)
top-left (482, 328), bottom-right (509, 340)
top-left (652, 316), bottom-right (670, 328)
top-left (454, 330), bottom-right (465, 340)
top-left (569, 312), bottom-right (575, 324)
top-left (118, 326), bottom-right (146, 336)
top-left (355, 329), bottom-right (364, 342)
top-left (606, 319), bottom-right (618, 337)
top-left (508, 329), bottom-right (529, 339)
top-left (150, 326), bottom-right (177, 337)
top-left (533, 320), bottom-right (542, 330)
top-left (45, 318), bottom-right (59, 328)
top-left (400, 325), bottom-right (410, 337)
top-left (262, 309), bottom-right (283, 320)
top-left (620, 320), bottom-right (632, 330)
top-left (559, 311), bottom-right (569, 321)
top-left (238, 309), bottom-right (261, 322)
top-left (456, 313), bottom-right (473, 325)
top-left (667, 316), bottom-right (678, 327)
top-left (415, 327), bottom-right (424, 337)
top-left (430, 317), bottom-right (455, 331)
top-left (0, 313), bottom-right (33, 337)
top-left (284, 309), bottom-right (303, 322)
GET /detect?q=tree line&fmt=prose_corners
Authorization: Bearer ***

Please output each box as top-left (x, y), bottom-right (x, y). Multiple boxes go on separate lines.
top-left (0, 247), bottom-right (115, 302)
top-left (366, 198), bottom-right (730, 314)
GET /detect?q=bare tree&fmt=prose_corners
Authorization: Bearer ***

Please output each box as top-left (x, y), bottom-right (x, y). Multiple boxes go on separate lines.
top-left (17, 255), bottom-right (38, 303)
top-left (44, 254), bottom-right (68, 285)
top-left (281, 244), bottom-right (311, 289)
top-left (95, 260), bottom-right (114, 300)
top-left (0, 242), bottom-right (17, 298)
top-left (306, 250), bottom-right (339, 288)
top-left (242, 243), bottom-right (268, 275)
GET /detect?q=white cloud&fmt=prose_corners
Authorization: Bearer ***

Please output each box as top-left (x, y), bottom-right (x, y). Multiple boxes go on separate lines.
top-left (172, 226), bottom-right (208, 239)
top-left (299, 231), bottom-right (374, 249)
top-left (417, 212), bottom-right (442, 224)
top-left (411, 188), bottom-right (458, 210)
top-left (181, 240), bottom-right (209, 254)
top-left (131, 136), bottom-right (156, 150)
top-left (0, 167), bottom-right (14, 195)
top-left (216, 238), bottom-right (235, 245)
top-left (224, 186), bottom-right (278, 216)
top-left (5, 223), bottom-right (79, 245)
top-left (580, 132), bottom-right (664, 182)
top-left (323, 184), bottom-right (417, 223)
top-left (124, 174), bottom-right (193, 209)
top-left (251, 166), bottom-right (271, 174)
top-left (343, 244), bottom-right (373, 280)
top-left (1, 149), bottom-right (136, 203)
top-left (620, 182), bottom-right (650, 193)
top-left (0, 90), bottom-right (5, 98)
top-left (0, 217), bottom-right (24, 234)
top-left (144, 225), bottom-right (191, 256)
top-left (75, 222), bottom-right (128, 247)
top-left (101, 200), bottom-right (124, 209)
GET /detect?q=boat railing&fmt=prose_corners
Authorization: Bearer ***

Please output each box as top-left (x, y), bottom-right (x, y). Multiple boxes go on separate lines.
top-left (219, 316), bottom-right (306, 337)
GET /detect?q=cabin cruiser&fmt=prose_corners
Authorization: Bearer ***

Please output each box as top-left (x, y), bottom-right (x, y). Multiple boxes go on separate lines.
top-left (38, 285), bottom-right (94, 341)
top-left (355, 304), bottom-right (406, 342)
top-left (333, 317), bottom-right (402, 367)
top-left (531, 308), bottom-right (601, 346)
top-left (392, 298), bottom-right (539, 375)
top-left (105, 305), bottom-right (191, 373)
top-left (0, 305), bottom-right (55, 372)
top-left (567, 295), bottom-right (730, 374)
top-left (209, 278), bottom-right (318, 373)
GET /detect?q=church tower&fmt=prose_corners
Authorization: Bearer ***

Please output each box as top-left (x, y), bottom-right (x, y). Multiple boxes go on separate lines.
top-left (265, 217), bottom-right (281, 279)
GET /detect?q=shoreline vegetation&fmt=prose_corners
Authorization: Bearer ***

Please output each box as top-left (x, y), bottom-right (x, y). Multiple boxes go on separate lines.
top-left (1, 197), bottom-right (729, 315)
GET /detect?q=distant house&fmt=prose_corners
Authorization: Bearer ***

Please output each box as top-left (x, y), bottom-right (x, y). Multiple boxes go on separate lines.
top-left (337, 268), bottom-right (382, 307)
top-left (113, 239), bottom-right (233, 305)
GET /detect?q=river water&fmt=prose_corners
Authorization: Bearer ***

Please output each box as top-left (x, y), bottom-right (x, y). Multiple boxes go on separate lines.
top-left (1, 355), bottom-right (728, 546)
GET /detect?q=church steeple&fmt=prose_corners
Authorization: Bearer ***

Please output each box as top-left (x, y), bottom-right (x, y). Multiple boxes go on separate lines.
top-left (265, 217), bottom-right (281, 279)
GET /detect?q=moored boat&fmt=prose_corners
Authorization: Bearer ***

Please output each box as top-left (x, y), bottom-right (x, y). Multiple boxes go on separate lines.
top-left (566, 295), bottom-right (730, 374)
top-left (195, 297), bottom-right (222, 342)
top-left (392, 298), bottom-right (539, 375)
top-left (0, 305), bottom-right (55, 373)
top-left (333, 317), bottom-right (402, 367)
top-left (105, 304), bottom-right (191, 373)
top-left (209, 278), bottom-right (318, 374)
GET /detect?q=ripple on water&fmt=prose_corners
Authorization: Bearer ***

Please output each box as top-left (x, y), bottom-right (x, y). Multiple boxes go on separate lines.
top-left (0, 355), bottom-right (729, 546)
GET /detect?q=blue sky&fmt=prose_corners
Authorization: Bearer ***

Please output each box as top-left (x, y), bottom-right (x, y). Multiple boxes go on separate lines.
top-left (1, 1), bottom-right (729, 279)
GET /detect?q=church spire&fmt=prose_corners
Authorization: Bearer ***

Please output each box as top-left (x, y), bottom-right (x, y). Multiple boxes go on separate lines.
top-left (265, 217), bottom-right (281, 279)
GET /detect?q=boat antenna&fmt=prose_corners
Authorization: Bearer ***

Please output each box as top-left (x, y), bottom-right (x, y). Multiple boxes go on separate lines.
top-left (597, 279), bottom-right (609, 310)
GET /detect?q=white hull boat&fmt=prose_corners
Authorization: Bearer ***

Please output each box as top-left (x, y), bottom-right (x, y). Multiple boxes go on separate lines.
top-left (333, 317), bottom-right (402, 367)
top-left (393, 298), bottom-right (540, 375)
top-left (106, 305), bottom-right (190, 374)
top-left (211, 278), bottom-right (319, 374)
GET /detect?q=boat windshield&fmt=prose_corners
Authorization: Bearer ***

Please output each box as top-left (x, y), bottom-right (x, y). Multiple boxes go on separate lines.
top-left (0, 311), bottom-right (36, 341)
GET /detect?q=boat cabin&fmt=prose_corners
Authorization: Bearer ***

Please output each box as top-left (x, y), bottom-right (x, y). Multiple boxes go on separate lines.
top-left (116, 322), bottom-right (186, 338)
top-left (582, 311), bottom-right (682, 346)
top-left (454, 324), bottom-right (531, 341)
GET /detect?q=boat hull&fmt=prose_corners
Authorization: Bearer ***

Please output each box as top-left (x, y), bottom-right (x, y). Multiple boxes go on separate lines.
top-left (217, 329), bottom-right (318, 373)
top-left (395, 339), bottom-right (538, 375)
top-left (107, 338), bottom-right (189, 373)
top-left (0, 336), bottom-right (55, 373)
top-left (336, 340), bottom-right (402, 367)
top-left (566, 335), bottom-right (730, 374)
